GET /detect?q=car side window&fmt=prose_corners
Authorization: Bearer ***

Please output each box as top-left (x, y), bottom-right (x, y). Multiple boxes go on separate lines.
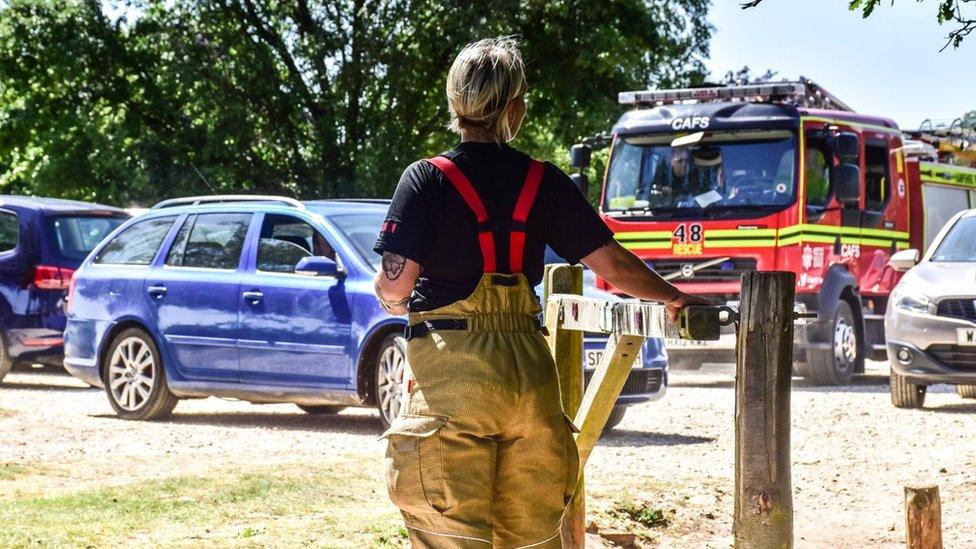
top-left (257, 214), bottom-right (336, 274)
top-left (168, 213), bottom-right (251, 270)
top-left (94, 216), bottom-right (176, 265)
top-left (0, 210), bottom-right (18, 253)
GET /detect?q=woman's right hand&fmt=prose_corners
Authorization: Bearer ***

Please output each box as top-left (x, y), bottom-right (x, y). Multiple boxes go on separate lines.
top-left (665, 291), bottom-right (710, 323)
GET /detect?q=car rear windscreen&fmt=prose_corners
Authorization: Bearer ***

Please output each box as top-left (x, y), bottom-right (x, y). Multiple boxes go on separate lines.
top-left (49, 216), bottom-right (128, 261)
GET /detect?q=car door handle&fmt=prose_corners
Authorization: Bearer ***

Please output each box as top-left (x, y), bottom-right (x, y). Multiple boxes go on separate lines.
top-left (242, 290), bottom-right (264, 304)
top-left (147, 285), bottom-right (167, 298)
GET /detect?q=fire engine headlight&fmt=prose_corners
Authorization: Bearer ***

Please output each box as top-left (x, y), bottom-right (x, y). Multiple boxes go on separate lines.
top-left (891, 285), bottom-right (935, 315)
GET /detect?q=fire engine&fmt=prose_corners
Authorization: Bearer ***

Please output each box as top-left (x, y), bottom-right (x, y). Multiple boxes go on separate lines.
top-left (569, 79), bottom-right (976, 385)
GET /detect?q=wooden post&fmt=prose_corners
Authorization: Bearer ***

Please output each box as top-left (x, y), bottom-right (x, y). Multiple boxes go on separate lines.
top-left (542, 264), bottom-right (585, 549)
top-left (734, 271), bottom-right (795, 549)
top-left (905, 484), bottom-right (943, 549)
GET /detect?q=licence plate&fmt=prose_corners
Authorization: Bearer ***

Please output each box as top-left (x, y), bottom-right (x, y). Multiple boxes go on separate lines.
top-left (957, 327), bottom-right (976, 346)
top-left (585, 348), bottom-right (642, 368)
top-left (663, 337), bottom-right (715, 348)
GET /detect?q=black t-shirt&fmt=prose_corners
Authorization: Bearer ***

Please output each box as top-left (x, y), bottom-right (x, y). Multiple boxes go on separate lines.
top-left (374, 142), bottom-right (614, 311)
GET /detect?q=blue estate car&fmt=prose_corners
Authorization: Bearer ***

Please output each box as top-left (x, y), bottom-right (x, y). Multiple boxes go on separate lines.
top-left (64, 196), bottom-right (667, 428)
top-left (0, 196), bottom-right (127, 382)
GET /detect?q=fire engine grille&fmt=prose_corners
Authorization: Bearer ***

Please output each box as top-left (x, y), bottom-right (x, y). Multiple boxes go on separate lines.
top-left (646, 258), bottom-right (757, 283)
top-left (583, 369), bottom-right (663, 395)
top-left (926, 344), bottom-right (976, 372)
top-left (936, 299), bottom-right (976, 323)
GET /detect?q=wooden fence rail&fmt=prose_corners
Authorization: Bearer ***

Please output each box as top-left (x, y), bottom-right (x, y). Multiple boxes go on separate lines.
top-left (542, 265), bottom-right (798, 548)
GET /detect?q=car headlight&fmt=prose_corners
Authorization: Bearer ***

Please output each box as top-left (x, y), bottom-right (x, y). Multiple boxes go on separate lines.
top-left (891, 286), bottom-right (935, 315)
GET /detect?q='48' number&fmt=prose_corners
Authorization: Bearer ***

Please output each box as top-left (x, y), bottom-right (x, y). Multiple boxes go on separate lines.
top-left (673, 223), bottom-right (703, 243)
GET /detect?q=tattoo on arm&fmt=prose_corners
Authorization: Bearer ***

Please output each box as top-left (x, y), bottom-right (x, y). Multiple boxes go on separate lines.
top-left (382, 252), bottom-right (406, 281)
top-left (374, 280), bottom-right (410, 313)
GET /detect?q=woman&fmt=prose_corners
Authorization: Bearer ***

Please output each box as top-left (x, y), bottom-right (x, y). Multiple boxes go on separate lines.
top-left (374, 37), bottom-right (706, 548)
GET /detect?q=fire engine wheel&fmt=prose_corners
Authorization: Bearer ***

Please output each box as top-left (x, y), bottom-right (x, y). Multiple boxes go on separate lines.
top-left (806, 300), bottom-right (861, 386)
top-left (956, 385), bottom-right (976, 399)
top-left (668, 355), bottom-right (704, 371)
top-left (890, 371), bottom-right (926, 408)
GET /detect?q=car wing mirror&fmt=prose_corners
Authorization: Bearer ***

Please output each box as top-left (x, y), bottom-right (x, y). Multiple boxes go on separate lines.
top-left (888, 249), bottom-right (920, 272)
top-left (295, 256), bottom-right (343, 278)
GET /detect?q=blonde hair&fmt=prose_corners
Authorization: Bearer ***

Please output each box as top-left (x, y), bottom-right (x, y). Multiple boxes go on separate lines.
top-left (446, 37), bottom-right (527, 143)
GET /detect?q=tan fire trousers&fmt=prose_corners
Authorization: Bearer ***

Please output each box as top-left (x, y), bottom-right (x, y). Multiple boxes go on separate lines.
top-left (381, 273), bottom-right (580, 548)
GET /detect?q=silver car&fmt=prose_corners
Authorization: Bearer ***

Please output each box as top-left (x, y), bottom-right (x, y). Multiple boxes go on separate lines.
top-left (885, 208), bottom-right (976, 408)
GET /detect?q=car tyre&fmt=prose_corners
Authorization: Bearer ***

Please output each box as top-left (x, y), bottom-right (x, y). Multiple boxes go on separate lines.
top-left (0, 332), bottom-right (11, 383)
top-left (805, 300), bottom-right (860, 386)
top-left (956, 385), bottom-right (976, 399)
top-left (890, 371), bottom-right (926, 408)
top-left (297, 404), bottom-right (345, 415)
top-left (102, 328), bottom-right (178, 421)
top-left (375, 333), bottom-right (408, 429)
top-left (603, 406), bottom-right (627, 431)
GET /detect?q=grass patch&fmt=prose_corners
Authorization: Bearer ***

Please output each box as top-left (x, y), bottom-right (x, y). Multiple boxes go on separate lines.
top-left (0, 464), bottom-right (37, 481)
top-left (0, 460), bottom-right (406, 547)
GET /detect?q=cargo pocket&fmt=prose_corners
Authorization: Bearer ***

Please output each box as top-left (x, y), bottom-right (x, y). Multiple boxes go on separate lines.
top-left (381, 414), bottom-right (449, 515)
top-left (561, 413), bottom-right (581, 506)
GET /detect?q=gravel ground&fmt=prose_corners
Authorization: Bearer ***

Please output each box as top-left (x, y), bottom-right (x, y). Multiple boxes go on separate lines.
top-left (2, 361), bottom-right (975, 547)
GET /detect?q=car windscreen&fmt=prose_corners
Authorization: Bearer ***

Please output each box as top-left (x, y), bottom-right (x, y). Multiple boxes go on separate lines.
top-left (49, 215), bottom-right (128, 261)
top-left (931, 216), bottom-right (976, 262)
top-left (604, 131), bottom-right (796, 219)
top-left (327, 212), bottom-right (383, 271)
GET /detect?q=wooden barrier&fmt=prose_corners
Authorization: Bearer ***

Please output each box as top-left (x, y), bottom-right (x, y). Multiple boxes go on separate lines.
top-left (733, 271), bottom-right (795, 548)
top-left (905, 484), bottom-right (943, 549)
top-left (543, 267), bottom-right (799, 548)
top-left (542, 264), bottom-right (585, 547)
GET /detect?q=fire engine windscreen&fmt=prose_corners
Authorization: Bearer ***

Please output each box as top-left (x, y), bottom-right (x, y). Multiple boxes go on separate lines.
top-left (604, 131), bottom-right (797, 217)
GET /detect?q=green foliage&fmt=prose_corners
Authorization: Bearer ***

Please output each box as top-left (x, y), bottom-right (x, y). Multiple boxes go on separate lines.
top-left (0, 0), bottom-right (712, 204)
top-left (848, 0), bottom-right (975, 49)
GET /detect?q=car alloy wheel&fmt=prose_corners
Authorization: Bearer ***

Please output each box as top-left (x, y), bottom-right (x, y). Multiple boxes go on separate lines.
top-left (108, 336), bottom-right (156, 411)
top-left (376, 334), bottom-right (407, 428)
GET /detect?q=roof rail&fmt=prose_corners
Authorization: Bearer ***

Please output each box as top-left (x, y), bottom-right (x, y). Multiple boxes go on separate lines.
top-left (151, 195), bottom-right (305, 210)
top-left (619, 77), bottom-right (853, 112)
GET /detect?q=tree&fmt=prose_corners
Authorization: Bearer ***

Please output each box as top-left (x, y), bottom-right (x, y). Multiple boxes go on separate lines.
top-left (741, 0), bottom-right (975, 50)
top-left (720, 66), bottom-right (778, 85)
top-left (0, 0), bottom-right (712, 204)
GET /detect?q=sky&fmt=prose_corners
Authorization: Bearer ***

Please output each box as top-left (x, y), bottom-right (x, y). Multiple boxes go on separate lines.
top-left (704, 0), bottom-right (976, 130)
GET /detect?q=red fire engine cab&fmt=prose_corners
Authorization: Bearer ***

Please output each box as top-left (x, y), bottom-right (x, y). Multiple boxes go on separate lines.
top-left (570, 79), bottom-right (976, 385)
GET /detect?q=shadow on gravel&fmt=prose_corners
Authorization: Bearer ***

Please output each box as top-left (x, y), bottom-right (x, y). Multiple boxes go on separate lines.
top-left (91, 410), bottom-right (383, 435)
top-left (0, 381), bottom-right (94, 392)
top-left (600, 430), bottom-right (716, 447)
top-left (671, 373), bottom-right (891, 393)
top-left (921, 402), bottom-right (976, 414)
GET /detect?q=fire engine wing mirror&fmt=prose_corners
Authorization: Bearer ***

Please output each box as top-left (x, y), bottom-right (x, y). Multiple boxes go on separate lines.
top-left (832, 164), bottom-right (861, 206)
top-left (569, 144), bottom-right (592, 169)
top-left (888, 249), bottom-right (920, 272)
top-left (570, 173), bottom-right (589, 195)
top-left (832, 132), bottom-right (860, 162)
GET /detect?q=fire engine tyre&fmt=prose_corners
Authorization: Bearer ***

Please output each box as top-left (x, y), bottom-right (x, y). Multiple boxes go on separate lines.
top-left (805, 300), bottom-right (861, 386)
top-left (956, 385), bottom-right (976, 399)
top-left (0, 332), bottom-right (11, 384)
top-left (890, 371), bottom-right (927, 409)
top-left (668, 355), bottom-right (704, 371)
top-left (297, 404), bottom-right (346, 415)
top-left (604, 406), bottom-right (627, 431)
top-left (102, 328), bottom-right (178, 421)
top-left (375, 333), bottom-right (408, 430)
